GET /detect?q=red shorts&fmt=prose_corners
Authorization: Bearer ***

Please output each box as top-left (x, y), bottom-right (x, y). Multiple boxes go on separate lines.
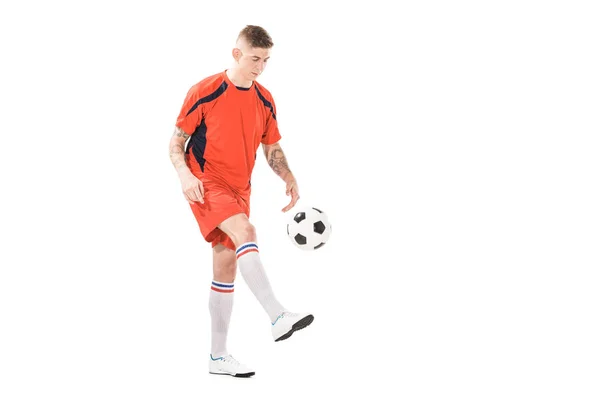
top-left (189, 178), bottom-right (250, 251)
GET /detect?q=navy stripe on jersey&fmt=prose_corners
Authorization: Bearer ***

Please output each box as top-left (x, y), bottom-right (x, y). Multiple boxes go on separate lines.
top-left (186, 81), bottom-right (228, 116)
top-left (186, 119), bottom-right (208, 172)
top-left (254, 86), bottom-right (276, 120)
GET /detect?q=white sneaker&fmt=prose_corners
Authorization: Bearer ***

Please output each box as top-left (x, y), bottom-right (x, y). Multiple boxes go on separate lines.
top-left (271, 311), bottom-right (314, 342)
top-left (209, 354), bottom-right (255, 378)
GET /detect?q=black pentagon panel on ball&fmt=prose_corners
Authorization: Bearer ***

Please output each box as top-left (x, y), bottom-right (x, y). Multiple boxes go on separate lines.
top-left (314, 242), bottom-right (326, 249)
top-left (294, 234), bottom-right (307, 245)
top-left (313, 221), bottom-right (326, 234)
top-left (293, 212), bottom-right (306, 223)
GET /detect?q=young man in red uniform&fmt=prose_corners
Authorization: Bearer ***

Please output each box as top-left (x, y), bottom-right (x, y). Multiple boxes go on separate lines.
top-left (168, 25), bottom-right (313, 378)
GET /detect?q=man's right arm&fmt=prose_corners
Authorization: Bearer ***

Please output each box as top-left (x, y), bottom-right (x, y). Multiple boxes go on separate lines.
top-left (169, 127), bottom-right (193, 178)
top-left (169, 126), bottom-right (204, 204)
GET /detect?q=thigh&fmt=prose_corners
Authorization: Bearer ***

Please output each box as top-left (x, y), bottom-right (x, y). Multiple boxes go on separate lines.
top-left (189, 181), bottom-right (245, 243)
top-left (214, 193), bottom-right (251, 247)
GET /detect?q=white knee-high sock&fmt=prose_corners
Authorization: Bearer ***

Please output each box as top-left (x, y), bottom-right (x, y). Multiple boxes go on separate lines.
top-left (236, 242), bottom-right (285, 322)
top-left (208, 280), bottom-right (234, 358)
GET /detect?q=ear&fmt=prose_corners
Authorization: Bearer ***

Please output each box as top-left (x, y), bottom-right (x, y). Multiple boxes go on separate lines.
top-left (232, 48), bottom-right (241, 62)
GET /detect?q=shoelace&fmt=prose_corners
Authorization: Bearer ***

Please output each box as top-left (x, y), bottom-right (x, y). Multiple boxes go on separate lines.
top-left (272, 311), bottom-right (300, 325)
top-left (282, 311), bottom-right (299, 318)
top-left (222, 355), bottom-right (241, 366)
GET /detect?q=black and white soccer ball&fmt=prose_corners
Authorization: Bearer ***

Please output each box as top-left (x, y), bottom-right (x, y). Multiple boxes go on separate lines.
top-left (286, 207), bottom-right (332, 250)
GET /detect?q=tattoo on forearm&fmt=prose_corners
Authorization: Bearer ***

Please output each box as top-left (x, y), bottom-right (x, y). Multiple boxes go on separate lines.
top-left (169, 143), bottom-right (187, 170)
top-left (268, 147), bottom-right (291, 177)
top-left (170, 127), bottom-right (190, 173)
top-left (173, 127), bottom-right (190, 140)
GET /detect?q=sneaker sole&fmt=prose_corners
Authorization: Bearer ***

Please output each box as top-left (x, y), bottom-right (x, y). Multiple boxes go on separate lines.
top-left (209, 371), bottom-right (255, 378)
top-left (275, 314), bottom-right (314, 342)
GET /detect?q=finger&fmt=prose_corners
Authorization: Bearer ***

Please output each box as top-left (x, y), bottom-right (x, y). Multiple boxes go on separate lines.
top-left (282, 198), bottom-right (294, 212)
top-left (194, 186), bottom-right (204, 204)
top-left (283, 189), bottom-right (293, 210)
top-left (187, 190), bottom-right (198, 203)
top-left (196, 181), bottom-right (205, 204)
top-left (287, 182), bottom-right (297, 196)
top-left (291, 185), bottom-right (299, 198)
top-left (288, 198), bottom-right (298, 209)
top-left (183, 191), bottom-right (194, 204)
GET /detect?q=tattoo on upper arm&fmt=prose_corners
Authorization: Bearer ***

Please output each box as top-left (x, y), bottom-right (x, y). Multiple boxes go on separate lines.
top-left (173, 126), bottom-right (190, 140)
top-left (268, 146), bottom-right (291, 177)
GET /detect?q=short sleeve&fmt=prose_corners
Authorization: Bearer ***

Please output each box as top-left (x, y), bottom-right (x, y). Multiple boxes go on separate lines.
top-left (175, 87), bottom-right (203, 135)
top-left (261, 94), bottom-right (282, 145)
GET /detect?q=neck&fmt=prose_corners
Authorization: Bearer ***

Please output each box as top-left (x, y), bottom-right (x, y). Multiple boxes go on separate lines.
top-left (226, 68), bottom-right (252, 88)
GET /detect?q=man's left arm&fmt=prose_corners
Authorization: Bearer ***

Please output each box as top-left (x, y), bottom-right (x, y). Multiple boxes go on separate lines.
top-left (262, 142), bottom-right (299, 212)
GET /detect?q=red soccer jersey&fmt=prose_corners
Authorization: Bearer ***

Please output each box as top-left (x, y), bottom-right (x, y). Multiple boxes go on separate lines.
top-left (176, 70), bottom-right (281, 194)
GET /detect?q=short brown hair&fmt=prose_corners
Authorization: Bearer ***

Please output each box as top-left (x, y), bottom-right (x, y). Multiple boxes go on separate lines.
top-left (237, 25), bottom-right (273, 49)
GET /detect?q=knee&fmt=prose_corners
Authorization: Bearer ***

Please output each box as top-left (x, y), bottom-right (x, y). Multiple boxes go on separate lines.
top-left (231, 223), bottom-right (257, 246)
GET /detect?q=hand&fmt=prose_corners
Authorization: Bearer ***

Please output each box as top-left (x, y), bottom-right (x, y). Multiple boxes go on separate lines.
top-left (181, 173), bottom-right (204, 204)
top-left (282, 176), bottom-right (299, 212)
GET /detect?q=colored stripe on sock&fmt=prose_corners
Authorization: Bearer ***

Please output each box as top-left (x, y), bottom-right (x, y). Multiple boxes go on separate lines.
top-left (211, 280), bottom-right (234, 293)
top-left (236, 243), bottom-right (259, 259)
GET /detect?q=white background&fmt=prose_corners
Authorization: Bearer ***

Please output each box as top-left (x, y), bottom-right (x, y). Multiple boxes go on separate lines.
top-left (1, 0), bottom-right (599, 399)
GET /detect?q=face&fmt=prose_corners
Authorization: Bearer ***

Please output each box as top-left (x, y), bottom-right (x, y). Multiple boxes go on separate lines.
top-left (233, 41), bottom-right (271, 81)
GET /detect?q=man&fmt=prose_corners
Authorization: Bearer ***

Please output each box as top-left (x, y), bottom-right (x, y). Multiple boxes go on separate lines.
top-left (168, 25), bottom-right (313, 378)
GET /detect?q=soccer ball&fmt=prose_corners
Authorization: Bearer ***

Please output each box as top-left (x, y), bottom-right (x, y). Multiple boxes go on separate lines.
top-left (286, 207), bottom-right (332, 250)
